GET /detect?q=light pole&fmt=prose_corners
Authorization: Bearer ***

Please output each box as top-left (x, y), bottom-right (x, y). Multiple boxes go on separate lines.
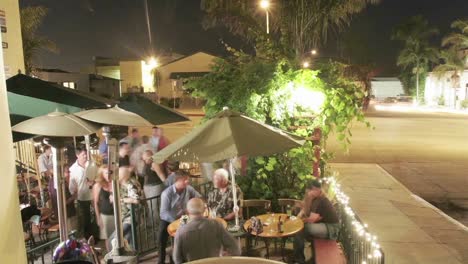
top-left (260, 0), bottom-right (270, 34)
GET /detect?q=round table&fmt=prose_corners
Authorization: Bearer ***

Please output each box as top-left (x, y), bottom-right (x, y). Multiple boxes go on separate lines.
top-left (168, 217), bottom-right (228, 237)
top-left (243, 213), bottom-right (304, 259)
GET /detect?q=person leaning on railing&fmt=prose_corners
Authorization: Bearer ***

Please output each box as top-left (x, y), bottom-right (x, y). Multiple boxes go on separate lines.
top-left (293, 180), bottom-right (340, 264)
top-left (108, 167), bottom-right (144, 251)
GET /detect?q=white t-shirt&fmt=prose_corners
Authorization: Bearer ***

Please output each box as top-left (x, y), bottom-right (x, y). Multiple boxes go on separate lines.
top-left (37, 153), bottom-right (53, 174)
top-left (69, 161), bottom-right (92, 201)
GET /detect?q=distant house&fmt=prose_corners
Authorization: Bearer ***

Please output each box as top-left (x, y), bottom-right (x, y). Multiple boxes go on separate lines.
top-left (424, 49), bottom-right (468, 108)
top-left (370, 77), bottom-right (405, 99)
top-left (93, 51), bottom-right (219, 107)
top-left (35, 68), bottom-right (121, 99)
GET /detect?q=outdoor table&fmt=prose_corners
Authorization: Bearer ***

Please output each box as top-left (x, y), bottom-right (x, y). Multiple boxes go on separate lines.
top-left (243, 213), bottom-right (304, 260)
top-left (167, 217), bottom-right (228, 237)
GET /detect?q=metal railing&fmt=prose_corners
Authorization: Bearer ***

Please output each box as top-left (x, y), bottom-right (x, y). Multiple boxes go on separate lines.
top-left (130, 194), bottom-right (161, 257)
top-left (130, 181), bottom-right (213, 257)
top-left (26, 237), bottom-right (60, 264)
top-left (337, 202), bottom-right (385, 264)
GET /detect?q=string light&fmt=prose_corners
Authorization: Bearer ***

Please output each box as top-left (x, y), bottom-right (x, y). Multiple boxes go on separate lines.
top-left (322, 176), bottom-right (383, 263)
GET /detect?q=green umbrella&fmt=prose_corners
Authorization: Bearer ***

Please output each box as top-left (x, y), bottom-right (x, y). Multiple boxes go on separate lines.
top-left (7, 74), bottom-right (115, 109)
top-left (118, 94), bottom-right (189, 125)
top-left (153, 108), bottom-right (305, 229)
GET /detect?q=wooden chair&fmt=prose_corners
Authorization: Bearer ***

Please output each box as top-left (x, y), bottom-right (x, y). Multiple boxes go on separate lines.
top-left (277, 198), bottom-right (303, 215)
top-left (241, 199), bottom-right (271, 256)
top-left (241, 199), bottom-right (271, 219)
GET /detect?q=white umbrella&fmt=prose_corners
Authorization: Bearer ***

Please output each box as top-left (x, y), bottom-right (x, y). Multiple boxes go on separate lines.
top-left (12, 111), bottom-right (100, 242)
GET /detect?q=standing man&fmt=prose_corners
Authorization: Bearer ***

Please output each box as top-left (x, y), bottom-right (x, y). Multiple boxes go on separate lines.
top-left (158, 171), bottom-right (201, 264)
top-left (118, 142), bottom-right (132, 168)
top-left (131, 135), bottom-right (151, 186)
top-left (38, 145), bottom-right (53, 177)
top-left (123, 128), bottom-right (141, 151)
top-left (150, 127), bottom-right (169, 153)
top-left (142, 150), bottom-right (166, 222)
top-left (293, 180), bottom-right (340, 264)
top-left (172, 198), bottom-right (240, 263)
top-left (69, 147), bottom-right (94, 239)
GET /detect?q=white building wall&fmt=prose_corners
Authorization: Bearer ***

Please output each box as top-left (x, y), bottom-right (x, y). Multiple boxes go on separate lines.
top-left (0, 0), bottom-right (25, 78)
top-left (0, 26), bottom-right (27, 263)
top-left (370, 78), bottom-right (405, 99)
top-left (424, 71), bottom-right (468, 108)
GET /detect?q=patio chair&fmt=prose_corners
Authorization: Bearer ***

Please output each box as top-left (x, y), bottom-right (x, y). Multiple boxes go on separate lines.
top-left (241, 199), bottom-right (271, 256)
top-left (277, 198), bottom-right (303, 215)
top-left (241, 199), bottom-right (271, 219)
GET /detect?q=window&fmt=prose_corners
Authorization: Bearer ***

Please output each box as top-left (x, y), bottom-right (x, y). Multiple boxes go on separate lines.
top-left (62, 82), bottom-right (76, 89)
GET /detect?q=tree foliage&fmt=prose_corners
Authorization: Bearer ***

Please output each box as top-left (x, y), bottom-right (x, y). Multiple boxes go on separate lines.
top-left (200, 0), bottom-right (380, 57)
top-left (20, 6), bottom-right (58, 75)
top-left (392, 15), bottom-right (439, 98)
top-left (187, 51), bottom-right (368, 201)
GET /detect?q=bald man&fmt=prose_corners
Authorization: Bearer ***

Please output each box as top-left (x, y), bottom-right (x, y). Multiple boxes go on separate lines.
top-left (172, 198), bottom-right (240, 264)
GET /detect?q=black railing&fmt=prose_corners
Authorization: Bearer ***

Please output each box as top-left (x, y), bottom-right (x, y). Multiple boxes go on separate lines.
top-left (130, 181), bottom-right (213, 258)
top-left (26, 237), bottom-right (60, 264)
top-left (336, 200), bottom-right (385, 264)
top-left (130, 194), bottom-right (161, 257)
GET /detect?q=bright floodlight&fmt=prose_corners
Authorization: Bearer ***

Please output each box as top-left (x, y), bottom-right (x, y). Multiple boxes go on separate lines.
top-left (147, 57), bottom-right (158, 69)
top-left (311, 49), bottom-right (317, 55)
top-left (303, 61), bottom-right (310, 68)
top-left (260, 0), bottom-right (270, 9)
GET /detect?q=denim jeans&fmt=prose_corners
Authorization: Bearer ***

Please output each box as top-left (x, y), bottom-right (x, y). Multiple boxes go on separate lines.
top-left (293, 223), bottom-right (329, 263)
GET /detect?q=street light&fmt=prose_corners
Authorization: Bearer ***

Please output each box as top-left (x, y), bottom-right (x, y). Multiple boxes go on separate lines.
top-left (303, 61), bottom-right (310, 68)
top-left (146, 56), bottom-right (158, 69)
top-left (259, 0), bottom-right (270, 34)
top-left (311, 49), bottom-right (317, 55)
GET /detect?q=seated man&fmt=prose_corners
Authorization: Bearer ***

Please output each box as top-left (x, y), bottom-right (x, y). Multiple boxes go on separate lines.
top-left (173, 198), bottom-right (241, 264)
top-left (158, 171), bottom-right (201, 264)
top-left (207, 168), bottom-right (242, 221)
top-left (293, 180), bottom-right (340, 264)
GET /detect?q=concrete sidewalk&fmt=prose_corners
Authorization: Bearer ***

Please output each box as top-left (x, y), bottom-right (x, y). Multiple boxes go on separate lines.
top-left (331, 163), bottom-right (468, 264)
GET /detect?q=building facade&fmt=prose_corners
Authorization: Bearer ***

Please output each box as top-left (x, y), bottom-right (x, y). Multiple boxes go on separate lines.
top-left (425, 70), bottom-right (468, 108)
top-left (0, 0), bottom-right (25, 78)
top-left (94, 51), bottom-right (218, 104)
top-left (35, 69), bottom-right (121, 99)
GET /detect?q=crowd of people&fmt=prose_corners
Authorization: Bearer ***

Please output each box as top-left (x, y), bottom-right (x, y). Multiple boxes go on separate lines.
top-left (25, 125), bottom-right (340, 263)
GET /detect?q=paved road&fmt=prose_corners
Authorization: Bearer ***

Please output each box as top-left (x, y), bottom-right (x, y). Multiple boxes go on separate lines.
top-left (328, 106), bottom-right (468, 225)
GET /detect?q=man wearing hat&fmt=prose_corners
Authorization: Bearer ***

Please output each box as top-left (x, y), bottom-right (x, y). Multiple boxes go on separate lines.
top-left (293, 180), bottom-right (340, 264)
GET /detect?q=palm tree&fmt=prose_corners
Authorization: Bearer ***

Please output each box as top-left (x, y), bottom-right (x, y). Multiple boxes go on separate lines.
top-left (442, 19), bottom-right (468, 50)
top-left (433, 48), bottom-right (466, 108)
top-left (396, 42), bottom-right (439, 101)
top-left (392, 15), bottom-right (439, 102)
top-left (20, 6), bottom-right (58, 75)
top-left (200, 0), bottom-right (380, 57)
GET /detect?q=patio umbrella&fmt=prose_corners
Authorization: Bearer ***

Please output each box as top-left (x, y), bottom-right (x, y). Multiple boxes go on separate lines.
top-left (74, 106), bottom-right (152, 258)
top-left (7, 74), bottom-right (115, 109)
top-left (118, 93), bottom-right (189, 125)
top-left (12, 111), bottom-right (101, 242)
top-left (153, 108), bottom-right (305, 228)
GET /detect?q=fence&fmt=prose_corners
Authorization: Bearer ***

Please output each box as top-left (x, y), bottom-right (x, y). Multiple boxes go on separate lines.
top-left (130, 180), bottom-right (213, 257)
top-left (337, 202), bottom-right (385, 264)
top-left (26, 237), bottom-right (60, 264)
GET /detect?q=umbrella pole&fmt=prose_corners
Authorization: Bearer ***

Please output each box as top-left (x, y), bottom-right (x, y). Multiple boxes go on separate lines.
top-left (73, 137), bottom-right (77, 149)
top-left (103, 127), bottom-right (125, 255)
top-left (52, 146), bottom-right (68, 242)
top-left (228, 158), bottom-right (240, 230)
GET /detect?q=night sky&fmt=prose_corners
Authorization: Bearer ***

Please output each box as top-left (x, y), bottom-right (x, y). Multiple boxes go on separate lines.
top-left (20, 0), bottom-right (468, 75)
